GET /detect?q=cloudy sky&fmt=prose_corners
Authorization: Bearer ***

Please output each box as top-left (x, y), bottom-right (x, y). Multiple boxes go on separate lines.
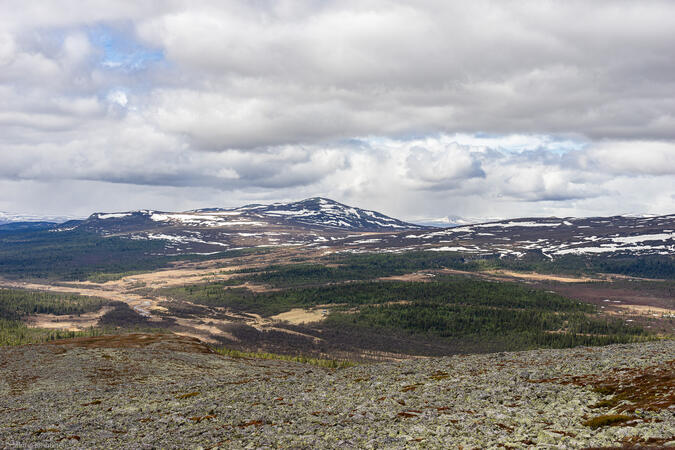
top-left (1, 1), bottom-right (674, 223)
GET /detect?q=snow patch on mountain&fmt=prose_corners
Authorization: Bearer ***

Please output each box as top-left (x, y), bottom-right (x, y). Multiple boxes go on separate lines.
top-left (96, 213), bottom-right (132, 219)
top-left (611, 233), bottom-right (675, 244)
top-left (149, 213), bottom-right (265, 227)
top-left (474, 221), bottom-right (563, 228)
top-left (238, 197), bottom-right (425, 230)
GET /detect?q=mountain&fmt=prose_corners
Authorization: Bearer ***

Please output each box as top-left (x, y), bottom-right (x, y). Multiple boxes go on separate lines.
top-left (40, 199), bottom-right (675, 260)
top-left (0, 221), bottom-right (58, 231)
top-left (225, 197), bottom-right (425, 230)
top-left (52, 197), bottom-right (427, 255)
top-left (0, 211), bottom-right (75, 226)
top-left (80, 197), bottom-right (425, 233)
top-left (411, 215), bottom-right (504, 227)
top-left (341, 213), bottom-right (675, 259)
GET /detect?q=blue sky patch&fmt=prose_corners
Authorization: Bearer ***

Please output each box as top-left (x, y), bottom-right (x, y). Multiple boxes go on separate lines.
top-left (88, 25), bottom-right (164, 71)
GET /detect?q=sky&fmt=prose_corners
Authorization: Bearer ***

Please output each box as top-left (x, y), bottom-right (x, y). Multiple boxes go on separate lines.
top-left (1, 1), bottom-right (674, 223)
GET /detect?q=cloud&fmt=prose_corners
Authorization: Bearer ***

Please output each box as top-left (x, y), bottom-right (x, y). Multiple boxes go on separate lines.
top-left (576, 140), bottom-right (675, 176)
top-left (130, 0), bottom-right (675, 143)
top-left (107, 90), bottom-right (128, 107)
top-left (0, 1), bottom-right (674, 219)
top-left (405, 143), bottom-right (485, 189)
top-left (0, 130), bottom-right (672, 219)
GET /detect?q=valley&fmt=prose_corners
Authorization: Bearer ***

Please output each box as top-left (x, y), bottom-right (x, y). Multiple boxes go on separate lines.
top-left (12, 269), bottom-right (673, 358)
top-left (0, 199), bottom-right (672, 359)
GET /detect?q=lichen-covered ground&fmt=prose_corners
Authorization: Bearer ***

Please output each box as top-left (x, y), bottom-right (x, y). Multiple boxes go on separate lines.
top-left (0, 334), bottom-right (673, 449)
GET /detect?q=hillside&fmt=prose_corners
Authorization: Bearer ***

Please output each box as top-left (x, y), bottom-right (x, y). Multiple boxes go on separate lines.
top-left (65, 203), bottom-right (675, 260)
top-left (0, 334), bottom-right (672, 448)
top-left (340, 214), bottom-right (675, 258)
top-left (11, 199), bottom-right (668, 275)
top-left (79, 197), bottom-right (425, 233)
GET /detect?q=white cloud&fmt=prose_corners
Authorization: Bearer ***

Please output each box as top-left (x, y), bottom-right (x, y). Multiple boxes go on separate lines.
top-left (107, 90), bottom-right (128, 108)
top-left (405, 143), bottom-right (485, 188)
top-left (0, 133), bottom-right (673, 220)
top-left (0, 1), bottom-right (674, 219)
top-left (577, 140), bottom-right (675, 176)
top-left (0, 32), bottom-right (16, 65)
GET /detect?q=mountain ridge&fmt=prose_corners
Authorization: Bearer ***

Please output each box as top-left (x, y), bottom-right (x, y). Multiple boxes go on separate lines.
top-left (43, 199), bottom-right (674, 259)
top-left (3, 198), bottom-right (672, 260)
top-left (82, 197), bottom-right (428, 232)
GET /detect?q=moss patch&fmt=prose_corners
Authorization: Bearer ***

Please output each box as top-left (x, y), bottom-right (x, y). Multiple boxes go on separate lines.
top-left (583, 414), bottom-right (633, 428)
top-left (533, 358), bottom-right (674, 414)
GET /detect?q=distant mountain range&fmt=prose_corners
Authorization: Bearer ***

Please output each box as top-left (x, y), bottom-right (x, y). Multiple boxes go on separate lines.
top-left (0, 212), bottom-right (76, 227)
top-left (4, 198), bottom-right (674, 259)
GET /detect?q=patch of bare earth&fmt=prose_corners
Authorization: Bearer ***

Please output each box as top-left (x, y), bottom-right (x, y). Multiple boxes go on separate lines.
top-left (270, 308), bottom-right (327, 325)
top-left (173, 317), bottom-right (239, 344)
top-left (379, 272), bottom-right (436, 282)
top-left (24, 306), bottom-right (113, 332)
top-left (548, 284), bottom-right (675, 334)
top-left (0, 279), bottom-right (161, 319)
top-left (609, 303), bottom-right (674, 318)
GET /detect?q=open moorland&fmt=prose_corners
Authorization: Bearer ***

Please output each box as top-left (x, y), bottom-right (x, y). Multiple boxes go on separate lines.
top-left (0, 334), bottom-right (672, 448)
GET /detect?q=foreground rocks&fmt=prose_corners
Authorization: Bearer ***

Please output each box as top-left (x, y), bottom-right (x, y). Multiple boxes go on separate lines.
top-left (0, 334), bottom-right (673, 448)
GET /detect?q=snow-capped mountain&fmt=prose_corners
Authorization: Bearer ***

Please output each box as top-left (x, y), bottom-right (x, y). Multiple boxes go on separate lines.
top-left (83, 197), bottom-right (425, 232)
top-left (411, 215), bottom-right (504, 227)
top-left (0, 211), bottom-right (76, 225)
top-left (339, 214), bottom-right (675, 258)
top-left (227, 197), bottom-right (425, 230)
top-left (42, 199), bottom-right (675, 259)
top-left (59, 198), bottom-right (427, 254)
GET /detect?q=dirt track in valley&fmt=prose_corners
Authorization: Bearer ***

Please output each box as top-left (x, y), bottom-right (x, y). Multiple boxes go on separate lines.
top-left (484, 269), bottom-right (600, 283)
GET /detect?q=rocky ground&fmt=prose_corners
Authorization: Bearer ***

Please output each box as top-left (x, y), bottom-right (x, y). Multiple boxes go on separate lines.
top-left (0, 334), bottom-right (673, 449)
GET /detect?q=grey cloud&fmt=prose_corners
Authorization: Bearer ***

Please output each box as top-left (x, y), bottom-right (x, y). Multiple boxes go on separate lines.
top-left (0, 1), bottom-right (674, 219)
top-left (132, 0), bottom-right (675, 144)
top-left (3, 1), bottom-right (675, 147)
top-left (405, 144), bottom-right (485, 190)
top-left (0, 134), bottom-right (672, 220)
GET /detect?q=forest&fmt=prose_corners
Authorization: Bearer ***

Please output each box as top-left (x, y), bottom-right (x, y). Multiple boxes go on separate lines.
top-left (0, 228), bottom-right (169, 279)
top-left (162, 276), bottom-right (651, 352)
top-left (0, 288), bottom-right (106, 345)
top-left (232, 251), bottom-right (675, 290)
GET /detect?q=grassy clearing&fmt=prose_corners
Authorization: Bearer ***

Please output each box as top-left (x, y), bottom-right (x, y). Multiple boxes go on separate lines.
top-left (86, 270), bottom-right (150, 283)
top-left (0, 319), bottom-right (105, 346)
top-left (0, 288), bottom-right (112, 346)
top-left (213, 346), bottom-right (356, 369)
